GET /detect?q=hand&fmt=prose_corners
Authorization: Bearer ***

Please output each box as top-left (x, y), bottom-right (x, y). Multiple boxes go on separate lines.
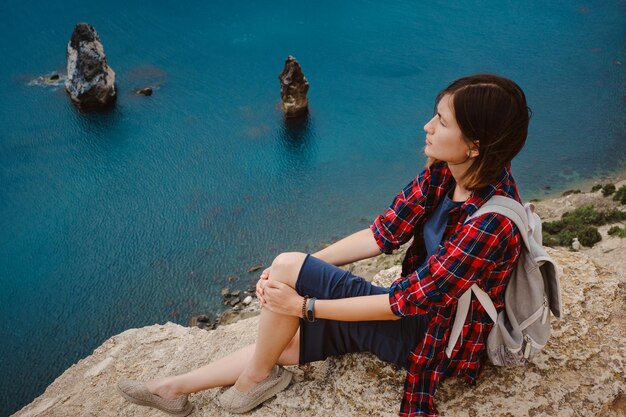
top-left (262, 280), bottom-right (303, 317)
top-left (256, 267), bottom-right (272, 304)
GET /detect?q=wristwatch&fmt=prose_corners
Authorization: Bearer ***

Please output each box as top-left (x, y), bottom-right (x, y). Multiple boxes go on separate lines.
top-left (306, 297), bottom-right (316, 322)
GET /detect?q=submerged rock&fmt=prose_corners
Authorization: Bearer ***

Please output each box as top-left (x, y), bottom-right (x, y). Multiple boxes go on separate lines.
top-left (278, 55), bottom-right (309, 118)
top-left (134, 87), bottom-right (153, 96)
top-left (247, 263), bottom-right (264, 273)
top-left (65, 23), bottom-right (116, 109)
top-left (28, 72), bottom-right (65, 87)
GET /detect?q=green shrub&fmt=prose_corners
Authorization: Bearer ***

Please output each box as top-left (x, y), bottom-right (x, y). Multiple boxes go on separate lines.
top-left (560, 205), bottom-right (626, 225)
top-left (562, 189), bottom-right (581, 196)
top-left (578, 227), bottom-right (603, 246)
top-left (543, 219), bottom-right (564, 235)
top-left (542, 204), bottom-right (626, 247)
top-left (542, 234), bottom-right (560, 247)
top-left (591, 184), bottom-right (603, 192)
top-left (542, 225), bottom-right (601, 247)
top-left (612, 185), bottom-right (626, 204)
top-left (602, 183), bottom-right (616, 196)
top-left (608, 225), bottom-right (626, 238)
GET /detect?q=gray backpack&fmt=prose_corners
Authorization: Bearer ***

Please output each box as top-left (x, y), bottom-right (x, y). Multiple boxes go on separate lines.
top-left (445, 196), bottom-right (563, 366)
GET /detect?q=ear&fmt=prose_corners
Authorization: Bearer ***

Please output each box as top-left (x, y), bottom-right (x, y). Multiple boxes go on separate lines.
top-left (469, 140), bottom-right (480, 158)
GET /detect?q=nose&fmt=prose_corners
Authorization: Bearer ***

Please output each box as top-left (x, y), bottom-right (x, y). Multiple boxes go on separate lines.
top-left (424, 115), bottom-right (436, 134)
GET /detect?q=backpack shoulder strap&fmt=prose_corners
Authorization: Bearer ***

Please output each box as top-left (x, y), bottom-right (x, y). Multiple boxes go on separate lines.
top-left (466, 195), bottom-right (531, 251)
top-left (446, 195), bottom-right (529, 359)
top-left (445, 283), bottom-right (497, 358)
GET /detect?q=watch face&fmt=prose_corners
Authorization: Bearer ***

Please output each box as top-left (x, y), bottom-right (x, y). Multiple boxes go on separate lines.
top-left (306, 298), bottom-right (315, 321)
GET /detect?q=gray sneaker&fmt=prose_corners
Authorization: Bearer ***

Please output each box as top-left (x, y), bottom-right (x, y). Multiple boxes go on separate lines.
top-left (117, 379), bottom-right (193, 416)
top-left (217, 366), bottom-right (293, 414)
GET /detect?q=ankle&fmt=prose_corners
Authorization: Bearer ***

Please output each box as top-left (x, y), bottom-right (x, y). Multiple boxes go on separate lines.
top-left (146, 378), bottom-right (186, 400)
top-left (244, 367), bottom-right (272, 384)
top-left (234, 367), bottom-right (272, 392)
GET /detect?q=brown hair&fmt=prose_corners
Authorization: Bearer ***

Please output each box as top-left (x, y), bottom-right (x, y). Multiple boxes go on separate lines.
top-left (426, 74), bottom-right (531, 190)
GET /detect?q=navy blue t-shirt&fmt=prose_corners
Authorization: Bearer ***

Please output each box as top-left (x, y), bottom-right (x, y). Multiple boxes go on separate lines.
top-left (422, 190), bottom-right (464, 260)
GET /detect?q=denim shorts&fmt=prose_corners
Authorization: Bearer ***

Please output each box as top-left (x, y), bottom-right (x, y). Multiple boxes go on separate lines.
top-left (295, 254), bottom-right (426, 370)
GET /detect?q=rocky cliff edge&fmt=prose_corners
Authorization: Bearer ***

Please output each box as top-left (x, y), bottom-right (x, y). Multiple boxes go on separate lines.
top-left (13, 244), bottom-right (626, 417)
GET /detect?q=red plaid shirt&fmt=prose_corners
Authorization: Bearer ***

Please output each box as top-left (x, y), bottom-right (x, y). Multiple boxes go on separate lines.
top-left (370, 162), bottom-right (522, 417)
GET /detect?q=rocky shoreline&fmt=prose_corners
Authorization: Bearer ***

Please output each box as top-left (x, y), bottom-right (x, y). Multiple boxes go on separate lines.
top-left (12, 181), bottom-right (626, 417)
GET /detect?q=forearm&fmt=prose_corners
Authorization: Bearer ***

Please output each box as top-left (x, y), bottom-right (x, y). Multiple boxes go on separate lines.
top-left (312, 293), bottom-right (400, 321)
top-left (312, 228), bottom-right (382, 267)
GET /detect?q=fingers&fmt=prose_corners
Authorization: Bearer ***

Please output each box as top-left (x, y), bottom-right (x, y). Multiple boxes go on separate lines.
top-left (265, 280), bottom-right (281, 289)
top-left (262, 281), bottom-right (280, 303)
top-left (257, 279), bottom-right (291, 312)
top-left (256, 278), bottom-right (266, 303)
top-left (260, 267), bottom-right (271, 280)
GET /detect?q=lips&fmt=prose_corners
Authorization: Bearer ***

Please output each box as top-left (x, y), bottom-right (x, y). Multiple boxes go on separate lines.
top-left (425, 138), bottom-right (432, 145)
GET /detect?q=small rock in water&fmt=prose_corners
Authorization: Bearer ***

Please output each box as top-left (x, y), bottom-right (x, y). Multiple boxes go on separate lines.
top-left (227, 275), bottom-right (238, 282)
top-left (248, 263), bottom-right (264, 273)
top-left (196, 315), bottom-right (210, 323)
top-left (242, 295), bottom-right (253, 305)
top-left (135, 87), bottom-right (153, 96)
top-left (221, 287), bottom-right (230, 297)
top-left (229, 298), bottom-right (240, 306)
top-left (28, 73), bottom-right (66, 87)
top-left (231, 290), bottom-right (241, 297)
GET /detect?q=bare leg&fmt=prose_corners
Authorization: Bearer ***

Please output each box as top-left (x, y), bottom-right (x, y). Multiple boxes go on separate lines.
top-left (233, 252), bottom-right (307, 392)
top-left (143, 252), bottom-right (307, 399)
top-left (145, 329), bottom-right (300, 400)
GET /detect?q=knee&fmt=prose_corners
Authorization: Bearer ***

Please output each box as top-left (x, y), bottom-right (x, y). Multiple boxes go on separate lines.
top-left (269, 252), bottom-right (307, 285)
top-left (271, 252), bottom-right (307, 271)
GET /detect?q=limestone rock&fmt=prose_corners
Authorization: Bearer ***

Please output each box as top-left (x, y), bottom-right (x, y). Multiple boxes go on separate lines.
top-left (278, 56), bottom-right (309, 118)
top-left (13, 248), bottom-right (625, 417)
top-left (65, 23), bottom-right (116, 109)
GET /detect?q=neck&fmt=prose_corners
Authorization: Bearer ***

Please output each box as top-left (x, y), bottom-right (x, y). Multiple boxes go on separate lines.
top-left (447, 159), bottom-right (474, 202)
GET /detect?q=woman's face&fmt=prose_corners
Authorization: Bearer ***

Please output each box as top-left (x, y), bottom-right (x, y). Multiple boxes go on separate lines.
top-left (423, 94), bottom-right (473, 163)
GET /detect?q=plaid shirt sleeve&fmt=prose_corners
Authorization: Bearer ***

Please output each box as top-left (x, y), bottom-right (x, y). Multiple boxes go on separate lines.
top-left (370, 169), bottom-right (431, 254)
top-left (389, 212), bottom-right (519, 316)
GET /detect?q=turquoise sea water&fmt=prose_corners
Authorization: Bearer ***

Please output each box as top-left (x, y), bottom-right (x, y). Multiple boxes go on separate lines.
top-left (1, 1), bottom-right (624, 414)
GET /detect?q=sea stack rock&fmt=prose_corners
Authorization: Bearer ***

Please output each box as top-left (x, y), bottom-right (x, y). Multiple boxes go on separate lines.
top-left (278, 56), bottom-right (309, 118)
top-left (65, 23), bottom-right (116, 109)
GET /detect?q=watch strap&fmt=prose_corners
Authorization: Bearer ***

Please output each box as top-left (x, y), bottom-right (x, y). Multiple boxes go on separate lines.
top-left (301, 296), bottom-right (309, 319)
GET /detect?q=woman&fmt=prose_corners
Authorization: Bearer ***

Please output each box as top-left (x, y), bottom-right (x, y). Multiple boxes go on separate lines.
top-left (117, 73), bottom-right (529, 417)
